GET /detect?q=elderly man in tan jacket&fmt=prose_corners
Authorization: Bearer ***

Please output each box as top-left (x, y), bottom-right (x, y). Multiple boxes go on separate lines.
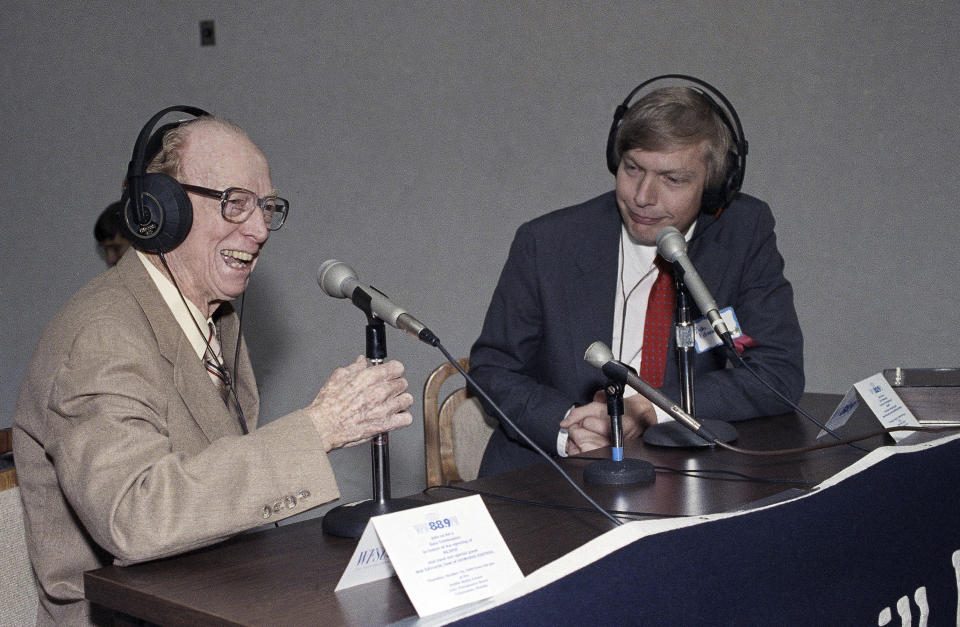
top-left (13, 109), bottom-right (414, 626)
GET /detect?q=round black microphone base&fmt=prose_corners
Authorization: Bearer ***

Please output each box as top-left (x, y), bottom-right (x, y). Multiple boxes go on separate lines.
top-left (584, 458), bottom-right (656, 485)
top-left (322, 497), bottom-right (423, 538)
top-left (643, 419), bottom-right (737, 448)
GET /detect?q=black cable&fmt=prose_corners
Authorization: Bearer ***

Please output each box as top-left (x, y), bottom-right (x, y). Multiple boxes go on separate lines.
top-left (423, 484), bottom-right (684, 521)
top-left (712, 423), bottom-right (960, 457)
top-left (725, 340), bottom-right (867, 452)
top-left (659, 467), bottom-right (813, 486)
top-left (433, 341), bottom-right (623, 527)
top-left (573, 454), bottom-right (815, 486)
top-left (422, 452), bottom-right (825, 521)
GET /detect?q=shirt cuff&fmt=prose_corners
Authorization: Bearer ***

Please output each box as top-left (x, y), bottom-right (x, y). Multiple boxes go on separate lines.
top-left (654, 404), bottom-right (673, 424)
top-left (556, 405), bottom-right (576, 457)
top-left (557, 428), bottom-right (569, 457)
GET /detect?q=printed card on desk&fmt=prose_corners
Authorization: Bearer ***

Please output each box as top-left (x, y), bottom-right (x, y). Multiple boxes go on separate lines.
top-left (819, 372), bottom-right (920, 442)
top-left (334, 519), bottom-right (396, 591)
top-left (340, 495), bottom-right (522, 617)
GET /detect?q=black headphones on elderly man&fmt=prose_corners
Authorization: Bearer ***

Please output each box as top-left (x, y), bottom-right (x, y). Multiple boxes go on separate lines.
top-left (120, 105), bottom-right (209, 253)
top-left (119, 105), bottom-right (250, 435)
top-left (605, 75), bottom-right (748, 215)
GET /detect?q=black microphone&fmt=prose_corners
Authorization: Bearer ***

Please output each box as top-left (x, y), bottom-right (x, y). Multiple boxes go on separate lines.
top-left (317, 260), bottom-right (439, 346)
top-left (584, 341), bottom-right (719, 444)
top-left (656, 226), bottom-right (733, 346)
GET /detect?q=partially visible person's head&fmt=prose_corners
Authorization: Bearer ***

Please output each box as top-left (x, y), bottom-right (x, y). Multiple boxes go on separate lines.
top-left (614, 86), bottom-right (734, 192)
top-left (148, 117), bottom-right (275, 317)
top-left (94, 201), bottom-right (130, 265)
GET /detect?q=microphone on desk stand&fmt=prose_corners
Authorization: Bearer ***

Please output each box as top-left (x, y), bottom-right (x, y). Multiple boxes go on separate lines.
top-left (656, 227), bottom-right (736, 351)
top-left (641, 273), bottom-right (738, 448)
top-left (317, 260), bottom-right (425, 538)
top-left (581, 376), bottom-right (656, 486)
top-left (584, 342), bottom-right (722, 445)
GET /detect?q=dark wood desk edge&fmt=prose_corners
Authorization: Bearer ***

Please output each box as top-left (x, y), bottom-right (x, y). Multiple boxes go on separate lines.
top-left (84, 569), bottom-right (240, 627)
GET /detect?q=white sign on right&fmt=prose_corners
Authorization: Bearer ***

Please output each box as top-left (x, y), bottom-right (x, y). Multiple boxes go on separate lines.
top-left (820, 372), bottom-right (920, 442)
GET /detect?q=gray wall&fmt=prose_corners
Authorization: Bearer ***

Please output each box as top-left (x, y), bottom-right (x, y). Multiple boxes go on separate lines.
top-left (2, 1), bottom-right (958, 516)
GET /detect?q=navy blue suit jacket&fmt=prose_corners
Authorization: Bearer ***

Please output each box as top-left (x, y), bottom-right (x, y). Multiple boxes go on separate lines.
top-left (470, 191), bottom-right (804, 476)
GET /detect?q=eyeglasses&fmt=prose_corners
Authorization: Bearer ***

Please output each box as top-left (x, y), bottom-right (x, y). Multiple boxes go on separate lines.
top-left (181, 184), bottom-right (289, 231)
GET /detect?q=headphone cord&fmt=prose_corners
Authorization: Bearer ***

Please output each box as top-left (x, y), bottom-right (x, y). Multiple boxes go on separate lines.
top-left (157, 252), bottom-right (248, 434)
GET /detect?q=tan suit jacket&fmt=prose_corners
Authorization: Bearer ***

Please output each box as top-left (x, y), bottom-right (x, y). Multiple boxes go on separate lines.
top-left (13, 251), bottom-right (339, 625)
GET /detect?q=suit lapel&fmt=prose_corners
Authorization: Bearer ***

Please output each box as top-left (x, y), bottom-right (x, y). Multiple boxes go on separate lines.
top-left (172, 339), bottom-right (243, 440)
top-left (563, 195), bottom-right (621, 382)
top-left (216, 305), bottom-right (259, 433)
top-left (688, 213), bottom-right (731, 313)
top-left (117, 253), bottom-right (244, 442)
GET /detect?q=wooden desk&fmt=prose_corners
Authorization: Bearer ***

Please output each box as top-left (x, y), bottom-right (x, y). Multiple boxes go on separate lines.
top-left (85, 393), bottom-right (874, 625)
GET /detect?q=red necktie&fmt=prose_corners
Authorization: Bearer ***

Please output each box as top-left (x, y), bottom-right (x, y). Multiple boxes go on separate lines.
top-left (640, 256), bottom-right (675, 388)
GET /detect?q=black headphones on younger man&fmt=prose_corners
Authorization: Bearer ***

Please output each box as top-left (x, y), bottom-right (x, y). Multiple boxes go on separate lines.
top-left (605, 74), bottom-right (748, 215)
top-left (120, 105), bottom-right (210, 253)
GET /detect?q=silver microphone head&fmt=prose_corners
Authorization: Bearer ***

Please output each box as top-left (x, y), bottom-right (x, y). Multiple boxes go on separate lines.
top-left (655, 226), bottom-right (687, 262)
top-left (317, 259), bottom-right (358, 298)
top-left (584, 341), bottom-right (615, 369)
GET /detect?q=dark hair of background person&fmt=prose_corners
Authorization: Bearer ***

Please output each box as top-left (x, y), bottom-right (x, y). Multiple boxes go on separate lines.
top-left (94, 201), bottom-right (130, 266)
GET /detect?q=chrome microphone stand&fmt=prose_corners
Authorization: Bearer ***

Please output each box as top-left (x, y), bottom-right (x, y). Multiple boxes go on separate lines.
top-left (675, 274), bottom-right (697, 415)
top-left (583, 378), bottom-right (655, 485)
top-left (642, 275), bottom-right (737, 447)
top-left (322, 315), bottom-right (420, 538)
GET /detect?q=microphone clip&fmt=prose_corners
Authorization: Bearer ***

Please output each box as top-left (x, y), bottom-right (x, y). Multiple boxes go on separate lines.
top-left (351, 284), bottom-right (387, 324)
top-left (604, 379), bottom-right (626, 452)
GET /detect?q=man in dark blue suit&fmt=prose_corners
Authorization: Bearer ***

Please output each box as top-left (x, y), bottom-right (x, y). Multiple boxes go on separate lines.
top-left (470, 80), bottom-right (804, 476)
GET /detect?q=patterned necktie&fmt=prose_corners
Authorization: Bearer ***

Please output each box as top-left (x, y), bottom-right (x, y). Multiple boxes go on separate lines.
top-left (639, 256), bottom-right (676, 387)
top-left (204, 321), bottom-right (232, 406)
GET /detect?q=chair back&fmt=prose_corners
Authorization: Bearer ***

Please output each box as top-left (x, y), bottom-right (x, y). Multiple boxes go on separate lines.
top-left (0, 428), bottom-right (14, 491)
top-left (423, 359), bottom-right (498, 486)
top-left (0, 428), bottom-right (40, 625)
